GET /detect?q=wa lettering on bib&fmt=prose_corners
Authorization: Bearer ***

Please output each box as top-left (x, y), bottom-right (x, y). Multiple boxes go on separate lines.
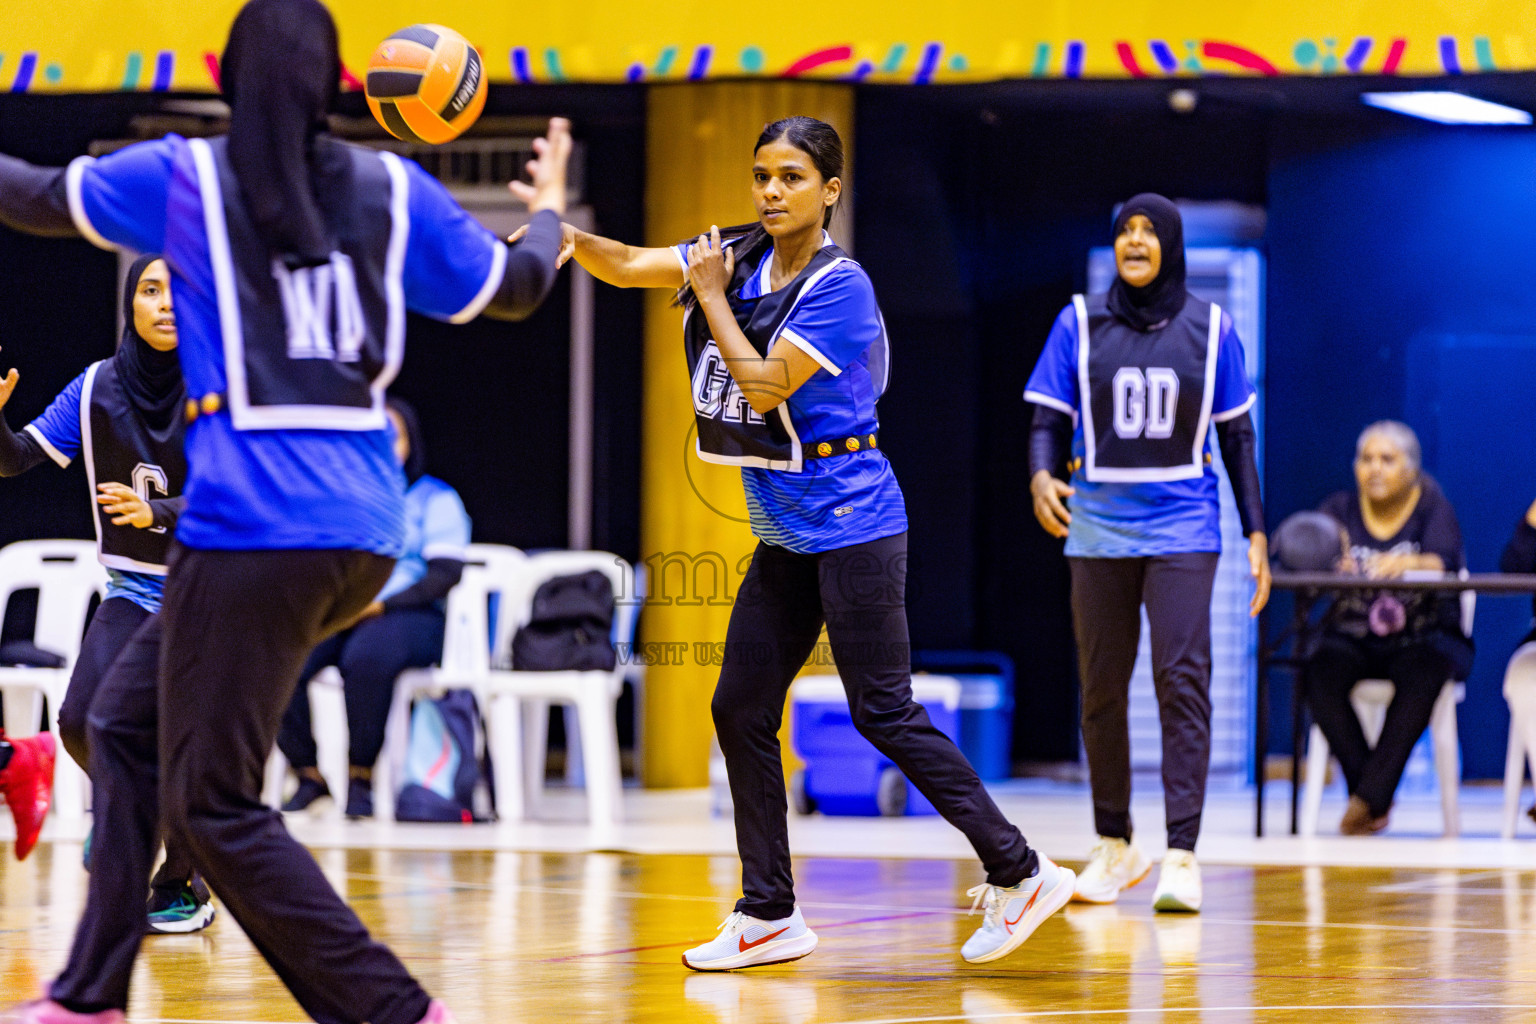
top-left (189, 137), bottom-right (405, 431)
top-left (79, 361), bottom-right (186, 573)
top-left (1074, 293), bottom-right (1221, 483)
top-left (683, 241), bottom-right (859, 472)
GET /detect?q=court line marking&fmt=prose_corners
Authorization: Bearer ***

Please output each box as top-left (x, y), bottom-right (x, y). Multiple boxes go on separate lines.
top-left (815, 1006), bottom-right (1536, 1024)
top-left (337, 872), bottom-right (1536, 936)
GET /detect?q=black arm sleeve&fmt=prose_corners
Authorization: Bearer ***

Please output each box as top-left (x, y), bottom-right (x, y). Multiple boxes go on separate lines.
top-left (148, 496), bottom-right (186, 532)
top-left (381, 557), bottom-right (465, 612)
top-left (1215, 412), bottom-right (1265, 537)
top-left (480, 209), bottom-right (563, 322)
top-left (0, 154), bottom-right (78, 238)
top-left (0, 415), bottom-right (47, 477)
top-left (1027, 405), bottom-right (1074, 479)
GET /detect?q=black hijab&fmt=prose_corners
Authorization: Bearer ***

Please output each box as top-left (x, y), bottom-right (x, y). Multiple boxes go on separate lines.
top-left (1106, 193), bottom-right (1187, 331)
top-left (114, 254), bottom-right (184, 435)
top-left (386, 396), bottom-right (428, 483)
top-left (221, 0), bottom-right (347, 268)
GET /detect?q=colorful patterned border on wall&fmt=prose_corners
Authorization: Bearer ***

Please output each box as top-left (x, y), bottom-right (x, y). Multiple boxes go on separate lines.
top-left (1, 3), bottom-right (1529, 91)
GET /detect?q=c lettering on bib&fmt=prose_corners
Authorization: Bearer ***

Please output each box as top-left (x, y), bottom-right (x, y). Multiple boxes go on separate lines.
top-left (131, 461), bottom-right (170, 534)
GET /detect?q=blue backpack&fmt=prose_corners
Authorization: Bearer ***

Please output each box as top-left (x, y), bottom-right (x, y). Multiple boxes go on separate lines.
top-left (394, 690), bottom-right (488, 822)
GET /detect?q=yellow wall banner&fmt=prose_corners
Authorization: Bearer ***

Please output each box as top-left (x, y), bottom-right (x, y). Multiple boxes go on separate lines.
top-left (4, 2), bottom-right (1532, 92)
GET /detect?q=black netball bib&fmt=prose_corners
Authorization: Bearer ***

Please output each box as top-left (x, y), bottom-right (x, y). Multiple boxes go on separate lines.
top-left (79, 360), bottom-right (187, 574)
top-left (189, 136), bottom-right (403, 431)
top-left (1075, 292), bottom-right (1221, 483)
top-left (683, 239), bottom-right (853, 472)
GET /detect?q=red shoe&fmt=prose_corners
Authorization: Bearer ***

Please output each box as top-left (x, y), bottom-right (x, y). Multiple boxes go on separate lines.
top-left (0, 732), bottom-right (56, 860)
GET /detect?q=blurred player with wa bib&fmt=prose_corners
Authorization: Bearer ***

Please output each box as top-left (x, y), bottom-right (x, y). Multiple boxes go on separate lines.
top-left (0, 1), bottom-right (568, 1021)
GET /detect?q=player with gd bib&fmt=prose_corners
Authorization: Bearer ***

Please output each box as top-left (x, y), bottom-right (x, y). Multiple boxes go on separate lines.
top-left (1025, 194), bottom-right (1269, 913)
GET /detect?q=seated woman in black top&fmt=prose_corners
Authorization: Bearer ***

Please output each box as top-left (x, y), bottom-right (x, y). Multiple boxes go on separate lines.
top-left (1499, 496), bottom-right (1536, 823)
top-left (1306, 420), bottom-right (1473, 835)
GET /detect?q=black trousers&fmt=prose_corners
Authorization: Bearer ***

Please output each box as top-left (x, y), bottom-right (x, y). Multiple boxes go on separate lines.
top-left (52, 546), bottom-right (431, 1024)
top-left (277, 606), bottom-right (447, 771)
top-left (715, 533), bottom-right (1035, 920)
top-left (54, 596), bottom-right (193, 893)
top-left (1305, 631), bottom-right (1462, 818)
top-left (1069, 553), bottom-right (1219, 852)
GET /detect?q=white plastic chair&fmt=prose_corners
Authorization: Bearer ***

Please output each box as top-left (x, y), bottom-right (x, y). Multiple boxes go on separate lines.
top-left (0, 540), bottom-right (108, 822)
top-left (480, 550), bottom-right (638, 828)
top-left (1300, 578), bottom-right (1474, 837)
top-left (1500, 641), bottom-right (1536, 839)
top-left (264, 544), bottom-right (528, 817)
top-left (378, 543), bottom-right (529, 816)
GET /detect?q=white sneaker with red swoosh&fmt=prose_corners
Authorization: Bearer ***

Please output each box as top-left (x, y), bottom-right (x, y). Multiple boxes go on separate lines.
top-left (682, 907), bottom-right (818, 971)
top-left (960, 852), bottom-right (1075, 964)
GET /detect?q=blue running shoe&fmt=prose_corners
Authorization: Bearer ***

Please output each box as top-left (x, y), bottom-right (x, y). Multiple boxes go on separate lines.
top-left (146, 877), bottom-right (216, 934)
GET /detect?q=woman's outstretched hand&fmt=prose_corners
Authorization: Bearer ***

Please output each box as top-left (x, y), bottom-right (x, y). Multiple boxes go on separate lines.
top-left (508, 220), bottom-right (577, 268)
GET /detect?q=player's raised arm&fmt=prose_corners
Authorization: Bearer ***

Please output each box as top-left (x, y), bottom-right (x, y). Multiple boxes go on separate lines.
top-left (481, 117), bottom-right (572, 322)
top-left (0, 154), bottom-right (75, 238)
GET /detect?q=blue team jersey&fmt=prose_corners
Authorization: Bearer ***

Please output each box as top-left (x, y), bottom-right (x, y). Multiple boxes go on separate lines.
top-left (1024, 302), bottom-right (1255, 558)
top-left (378, 475), bottom-right (472, 602)
top-left (24, 371), bottom-right (165, 612)
top-left (676, 238), bottom-right (907, 554)
top-left (65, 135), bottom-right (506, 555)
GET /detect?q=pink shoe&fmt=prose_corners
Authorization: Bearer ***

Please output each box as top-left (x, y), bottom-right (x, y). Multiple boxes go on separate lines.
top-left (1, 1000), bottom-right (124, 1024)
top-left (413, 1000), bottom-right (457, 1024)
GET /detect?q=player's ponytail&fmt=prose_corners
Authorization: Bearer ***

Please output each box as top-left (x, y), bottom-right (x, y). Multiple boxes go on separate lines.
top-left (675, 116), bottom-right (844, 312)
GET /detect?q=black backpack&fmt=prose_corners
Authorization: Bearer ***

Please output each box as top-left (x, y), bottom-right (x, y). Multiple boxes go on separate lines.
top-left (510, 570), bottom-right (617, 671)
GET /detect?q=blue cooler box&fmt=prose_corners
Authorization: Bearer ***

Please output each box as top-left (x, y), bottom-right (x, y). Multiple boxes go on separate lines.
top-left (790, 674), bottom-right (961, 816)
top-left (912, 651), bottom-right (1015, 782)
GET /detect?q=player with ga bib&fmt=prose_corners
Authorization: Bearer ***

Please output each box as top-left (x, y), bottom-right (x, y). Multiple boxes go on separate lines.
top-left (0, 1), bottom-right (569, 1021)
top-left (538, 115), bottom-right (1073, 970)
top-left (1024, 193), bottom-right (1269, 913)
top-left (0, 255), bottom-right (213, 932)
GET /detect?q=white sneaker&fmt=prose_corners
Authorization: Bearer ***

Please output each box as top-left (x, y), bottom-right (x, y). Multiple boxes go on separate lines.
top-left (1152, 850), bottom-right (1202, 913)
top-left (1071, 836), bottom-right (1152, 904)
top-left (960, 853), bottom-right (1075, 964)
top-left (682, 907), bottom-right (818, 971)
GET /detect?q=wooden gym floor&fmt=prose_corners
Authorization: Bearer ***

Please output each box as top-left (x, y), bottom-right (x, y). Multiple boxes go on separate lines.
top-left (5, 832), bottom-right (1536, 1023)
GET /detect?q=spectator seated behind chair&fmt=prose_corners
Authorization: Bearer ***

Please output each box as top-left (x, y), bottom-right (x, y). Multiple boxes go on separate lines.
top-left (1304, 420), bottom-right (1473, 836)
top-left (275, 397), bottom-right (472, 819)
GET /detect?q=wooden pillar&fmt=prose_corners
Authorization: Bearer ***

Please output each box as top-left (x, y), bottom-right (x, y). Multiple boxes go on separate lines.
top-left (639, 82), bottom-right (854, 787)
